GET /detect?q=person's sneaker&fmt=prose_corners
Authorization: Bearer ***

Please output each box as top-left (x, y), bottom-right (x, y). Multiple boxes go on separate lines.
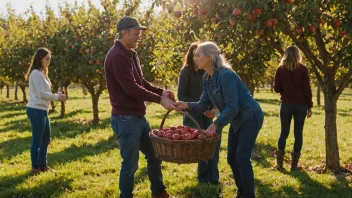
top-left (30, 167), bottom-right (41, 176)
top-left (152, 190), bottom-right (170, 198)
top-left (40, 165), bottom-right (57, 172)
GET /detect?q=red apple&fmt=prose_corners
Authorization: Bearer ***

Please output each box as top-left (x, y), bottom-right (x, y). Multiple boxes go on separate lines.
top-left (247, 13), bottom-right (256, 21)
top-left (333, 19), bottom-right (342, 28)
top-left (166, 133), bottom-right (173, 140)
top-left (271, 18), bottom-right (278, 26)
top-left (233, 8), bottom-right (241, 16)
top-left (157, 131), bottom-right (165, 137)
top-left (211, 17), bottom-right (217, 24)
top-left (229, 18), bottom-right (236, 26)
top-left (200, 14), bottom-right (207, 21)
top-left (170, 126), bottom-right (177, 131)
top-left (296, 27), bottom-right (303, 35)
top-left (192, 8), bottom-right (198, 15)
top-left (172, 133), bottom-right (181, 140)
top-left (340, 30), bottom-right (347, 37)
top-left (152, 129), bottom-right (158, 135)
top-left (89, 59), bottom-right (94, 65)
top-left (174, 11), bottom-right (182, 18)
top-left (254, 7), bottom-right (262, 15)
top-left (200, 9), bottom-right (207, 15)
top-left (309, 25), bottom-right (316, 33)
top-left (185, 133), bottom-right (193, 140)
top-left (265, 20), bottom-right (273, 28)
top-left (96, 60), bottom-right (101, 65)
top-left (284, 0), bottom-right (294, 4)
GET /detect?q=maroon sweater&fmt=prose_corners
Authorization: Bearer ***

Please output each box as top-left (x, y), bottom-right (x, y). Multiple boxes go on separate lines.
top-left (104, 41), bottom-right (163, 116)
top-left (274, 64), bottom-right (313, 108)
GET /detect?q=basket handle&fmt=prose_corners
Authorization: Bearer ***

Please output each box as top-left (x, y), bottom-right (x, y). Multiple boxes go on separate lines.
top-left (159, 110), bottom-right (202, 131)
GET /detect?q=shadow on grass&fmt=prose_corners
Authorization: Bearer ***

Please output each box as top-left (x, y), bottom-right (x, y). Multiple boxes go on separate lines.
top-left (48, 135), bottom-right (117, 166)
top-left (0, 117), bottom-right (30, 133)
top-left (0, 173), bottom-right (73, 198)
top-left (256, 98), bottom-right (281, 105)
top-left (0, 116), bottom-right (112, 163)
top-left (176, 182), bottom-right (222, 198)
top-left (252, 142), bottom-right (277, 168)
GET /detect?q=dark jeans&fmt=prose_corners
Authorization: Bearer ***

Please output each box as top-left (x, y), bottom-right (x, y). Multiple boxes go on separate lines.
top-left (183, 113), bottom-right (222, 183)
top-left (26, 107), bottom-right (51, 168)
top-left (227, 110), bottom-right (264, 198)
top-left (111, 115), bottom-right (166, 198)
top-left (278, 104), bottom-right (308, 153)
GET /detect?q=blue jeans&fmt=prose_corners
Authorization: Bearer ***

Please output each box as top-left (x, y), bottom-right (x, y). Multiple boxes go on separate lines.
top-left (111, 115), bottom-right (166, 198)
top-left (227, 110), bottom-right (264, 198)
top-left (278, 104), bottom-right (308, 153)
top-left (26, 107), bottom-right (51, 168)
top-left (183, 113), bottom-right (222, 183)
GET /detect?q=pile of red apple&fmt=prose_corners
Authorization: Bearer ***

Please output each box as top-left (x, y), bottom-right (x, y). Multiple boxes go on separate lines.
top-left (151, 126), bottom-right (217, 140)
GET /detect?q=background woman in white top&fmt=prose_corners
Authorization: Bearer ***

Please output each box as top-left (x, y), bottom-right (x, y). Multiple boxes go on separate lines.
top-left (25, 48), bottom-right (66, 175)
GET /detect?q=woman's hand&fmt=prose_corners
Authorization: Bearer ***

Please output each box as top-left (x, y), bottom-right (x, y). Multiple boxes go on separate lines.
top-left (203, 108), bottom-right (216, 119)
top-left (206, 123), bottom-right (217, 133)
top-left (58, 92), bottom-right (66, 102)
top-left (307, 108), bottom-right (312, 118)
top-left (175, 101), bottom-right (189, 111)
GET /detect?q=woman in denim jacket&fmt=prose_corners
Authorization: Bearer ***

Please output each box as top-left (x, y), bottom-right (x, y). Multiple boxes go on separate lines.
top-left (176, 41), bottom-right (264, 198)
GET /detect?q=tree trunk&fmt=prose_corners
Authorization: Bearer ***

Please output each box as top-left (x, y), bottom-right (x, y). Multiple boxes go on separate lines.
top-left (6, 84), bottom-right (10, 98)
top-left (317, 85), bottom-right (321, 106)
top-left (59, 85), bottom-right (67, 118)
top-left (323, 86), bottom-right (340, 170)
top-left (14, 84), bottom-right (18, 100)
top-left (92, 94), bottom-right (100, 124)
top-left (19, 85), bottom-right (27, 102)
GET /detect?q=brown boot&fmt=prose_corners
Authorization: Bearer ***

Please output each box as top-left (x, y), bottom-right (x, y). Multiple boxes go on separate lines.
top-left (274, 149), bottom-right (285, 170)
top-left (291, 152), bottom-right (301, 171)
top-left (152, 190), bottom-right (170, 198)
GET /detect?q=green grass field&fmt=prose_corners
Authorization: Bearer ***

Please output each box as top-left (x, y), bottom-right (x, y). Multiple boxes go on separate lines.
top-left (0, 87), bottom-right (351, 198)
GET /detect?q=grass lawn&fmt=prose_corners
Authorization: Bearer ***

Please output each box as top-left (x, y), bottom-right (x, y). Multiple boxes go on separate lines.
top-left (0, 87), bottom-right (351, 198)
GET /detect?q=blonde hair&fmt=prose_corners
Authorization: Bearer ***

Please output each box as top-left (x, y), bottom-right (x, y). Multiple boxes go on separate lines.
top-left (280, 46), bottom-right (302, 71)
top-left (197, 41), bottom-right (232, 71)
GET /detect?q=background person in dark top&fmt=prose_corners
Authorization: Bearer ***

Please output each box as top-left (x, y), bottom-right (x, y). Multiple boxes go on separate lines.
top-left (273, 46), bottom-right (313, 171)
top-left (177, 42), bottom-right (222, 185)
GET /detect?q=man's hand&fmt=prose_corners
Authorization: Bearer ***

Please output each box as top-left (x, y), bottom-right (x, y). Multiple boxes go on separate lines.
top-left (206, 123), bottom-right (217, 133)
top-left (175, 101), bottom-right (189, 111)
top-left (162, 90), bottom-right (176, 103)
top-left (160, 96), bottom-right (178, 111)
top-left (307, 108), bottom-right (312, 118)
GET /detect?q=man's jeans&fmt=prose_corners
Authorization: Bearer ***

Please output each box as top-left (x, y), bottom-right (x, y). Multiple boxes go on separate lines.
top-left (227, 110), bottom-right (264, 198)
top-left (26, 107), bottom-right (51, 168)
top-left (111, 115), bottom-right (166, 198)
top-left (278, 104), bottom-right (308, 153)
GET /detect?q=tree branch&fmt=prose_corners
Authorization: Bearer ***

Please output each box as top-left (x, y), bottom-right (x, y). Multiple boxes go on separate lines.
top-left (336, 67), bottom-right (352, 98)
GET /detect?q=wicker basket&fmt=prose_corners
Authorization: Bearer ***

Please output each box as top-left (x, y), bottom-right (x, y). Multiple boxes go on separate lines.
top-left (149, 110), bottom-right (220, 164)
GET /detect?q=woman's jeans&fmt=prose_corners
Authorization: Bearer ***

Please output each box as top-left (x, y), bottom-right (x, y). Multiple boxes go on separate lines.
top-left (26, 107), bottom-right (51, 168)
top-left (111, 115), bottom-right (166, 198)
top-left (227, 110), bottom-right (264, 198)
top-left (278, 104), bottom-right (308, 153)
top-left (183, 113), bottom-right (222, 183)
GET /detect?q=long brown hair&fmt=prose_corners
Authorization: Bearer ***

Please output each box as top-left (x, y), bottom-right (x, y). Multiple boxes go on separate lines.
top-left (181, 42), bottom-right (198, 78)
top-left (280, 46), bottom-right (302, 71)
top-left (25, 47), bottom-right (51, 81)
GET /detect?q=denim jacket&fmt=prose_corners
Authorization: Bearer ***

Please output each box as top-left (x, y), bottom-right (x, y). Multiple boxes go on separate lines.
top-left (188, 68), bottom-right (263, 132)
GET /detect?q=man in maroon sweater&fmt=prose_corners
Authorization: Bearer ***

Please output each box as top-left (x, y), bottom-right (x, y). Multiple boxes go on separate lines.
top-left (104, 16), bottom-right (175, 198)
